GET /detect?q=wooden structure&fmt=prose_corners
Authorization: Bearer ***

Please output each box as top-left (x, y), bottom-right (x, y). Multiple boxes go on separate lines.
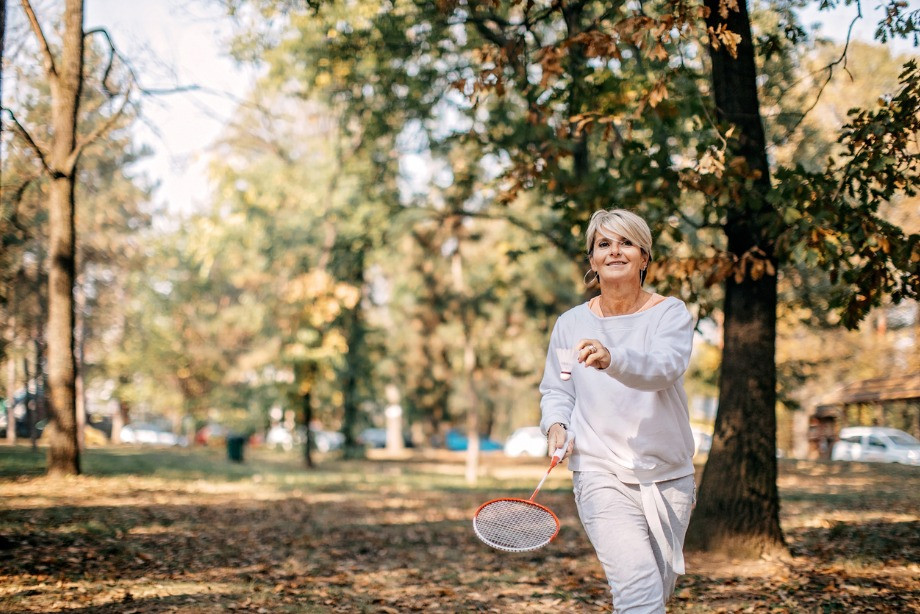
top-left (807, 372), bottom-right (920, 459)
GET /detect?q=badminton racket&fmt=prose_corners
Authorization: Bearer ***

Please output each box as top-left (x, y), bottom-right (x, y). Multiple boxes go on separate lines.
top-left (473, 430), bottom-right (573, 552)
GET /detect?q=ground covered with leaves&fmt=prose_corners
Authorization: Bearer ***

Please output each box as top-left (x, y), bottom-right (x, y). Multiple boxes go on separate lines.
top-left (0, 445), bottom-right (917, 613)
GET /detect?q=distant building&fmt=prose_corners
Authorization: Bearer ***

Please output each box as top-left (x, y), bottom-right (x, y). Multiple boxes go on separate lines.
top-left (805, 373), bottom-right (920, 459)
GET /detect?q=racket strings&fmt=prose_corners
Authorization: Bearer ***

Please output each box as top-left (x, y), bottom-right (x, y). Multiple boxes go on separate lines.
top-left (473, 499), bottom-right (559, 552)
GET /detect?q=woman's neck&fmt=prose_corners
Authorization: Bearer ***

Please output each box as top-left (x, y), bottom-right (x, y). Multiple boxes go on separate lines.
top-left (597, 284), bottom-right (649, 316)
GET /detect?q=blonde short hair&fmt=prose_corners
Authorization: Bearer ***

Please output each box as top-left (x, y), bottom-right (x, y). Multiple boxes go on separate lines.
top-left (585, 209), bottom-right (653, 261)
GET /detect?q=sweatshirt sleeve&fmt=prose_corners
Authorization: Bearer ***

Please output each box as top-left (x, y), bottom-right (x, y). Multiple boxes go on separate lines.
top-left (603, 301), bottom-right (694, 391)
top-left (539, 319), bottom-right (576, 435)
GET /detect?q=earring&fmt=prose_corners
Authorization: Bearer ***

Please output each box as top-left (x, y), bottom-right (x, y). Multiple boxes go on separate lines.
top-left (584, 269), bottom-right (599, 286)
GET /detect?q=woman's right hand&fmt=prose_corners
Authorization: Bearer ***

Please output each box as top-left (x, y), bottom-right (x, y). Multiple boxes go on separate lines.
top-left (547, 423), bottom-right (574, 460)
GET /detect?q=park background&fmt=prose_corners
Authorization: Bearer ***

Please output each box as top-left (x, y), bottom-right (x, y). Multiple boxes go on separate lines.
top-left (1, 0), bottom-right (919, 611)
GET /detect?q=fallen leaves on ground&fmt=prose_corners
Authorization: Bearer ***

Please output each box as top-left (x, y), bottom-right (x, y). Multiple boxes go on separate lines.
top-left (0, 448), bottom-right (917, 613)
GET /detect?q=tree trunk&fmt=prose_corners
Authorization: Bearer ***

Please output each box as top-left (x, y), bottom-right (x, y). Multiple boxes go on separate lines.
top-left (562, 2), bottom-right (590, 198)
top-left (43, 0), bottom-right (85, 476)
top-left (75, 277), bottom-right (87, 450)
top-left (302, 390), bottom-right (313, 468)
top-left (112, 399), bottom-right (127, 444)
top-left (687, 253), bottom-right (784, 554)
top-left (459, 304), bottom-right (479, 483)
top-left (447, 219), bottom-right (481, 484)
top-left (462, 332), bottom-right (479, 484)
top-left (340, 251), bottom-right (366, 458)
top-left (1, 0), bottom-right (6, 140)
top-left (5, 357), bottom-right (15, 444)
top-left (2, 42), bottom-right (13, 438)
top-left (686, 0), bottom-right (785, 555)
top-left (22, 355), bottom-right (35, 449)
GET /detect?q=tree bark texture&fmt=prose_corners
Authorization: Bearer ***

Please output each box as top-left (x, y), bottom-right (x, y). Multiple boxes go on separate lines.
top-left (5, 289), bottom-right (17, 443)
top-left (40, 0), bottom-right (85, 475)
top-left (75, 277), bottom-right (87, 450)
top-left (340, 256), bottom-right (366, 458)
top-left (686, 0), bottom-right (785, 554)
top-left (1, 0), bottom-right (6, 130)
top-left (302, 390), bottom-right (313, 468)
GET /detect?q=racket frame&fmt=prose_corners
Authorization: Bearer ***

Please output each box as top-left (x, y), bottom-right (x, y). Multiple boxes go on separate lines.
top-left (472, 497), bottom-right (561, 552)
top-left (472, 429), bottom-right (573, 552)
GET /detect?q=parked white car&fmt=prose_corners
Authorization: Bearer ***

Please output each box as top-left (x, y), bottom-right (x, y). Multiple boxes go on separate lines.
top-left (831, 427), bottom-right (920, 466)
top-left (265, 425), bottom-right (296, 451)
top-left (691, 428), bottom-right (713, 457)
top-left (267, 426), bottom-right (345, 453)
top-left (120, 423), bottom-right (187, 447)
top-left (504, 426), bottom-right (548, 458)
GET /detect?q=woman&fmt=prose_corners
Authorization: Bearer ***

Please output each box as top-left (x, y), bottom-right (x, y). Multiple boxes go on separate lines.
top-left (541, 208), bottom-right (696, 614)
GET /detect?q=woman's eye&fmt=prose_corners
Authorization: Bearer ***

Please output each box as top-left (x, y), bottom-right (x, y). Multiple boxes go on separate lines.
top-left (622, 240), bottom-right (633, 247)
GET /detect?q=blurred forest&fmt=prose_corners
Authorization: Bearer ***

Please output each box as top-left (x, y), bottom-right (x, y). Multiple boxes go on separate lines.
top-left (1, 0), bottom-right (918, 497)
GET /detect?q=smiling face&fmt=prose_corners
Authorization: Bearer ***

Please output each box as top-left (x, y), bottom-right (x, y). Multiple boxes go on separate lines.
top-left (584, 209), bottom-right (653, 288)
top-left (589, 231), bottom-right (648, 286)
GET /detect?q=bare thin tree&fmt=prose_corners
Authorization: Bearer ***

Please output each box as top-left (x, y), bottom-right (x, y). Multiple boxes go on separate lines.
top-left (7, 0), bottom-right (130, 474)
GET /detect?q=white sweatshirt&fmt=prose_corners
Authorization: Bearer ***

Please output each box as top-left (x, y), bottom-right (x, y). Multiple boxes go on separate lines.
top-left (539, 297), bottom-right (696, 484)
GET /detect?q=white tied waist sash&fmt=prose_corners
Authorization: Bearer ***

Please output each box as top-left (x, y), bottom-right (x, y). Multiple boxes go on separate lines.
top-left (638, 481), bottom-right (685, 575)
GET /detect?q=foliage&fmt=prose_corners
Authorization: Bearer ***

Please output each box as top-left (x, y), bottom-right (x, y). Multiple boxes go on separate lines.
top-left (770, 59), bottom-right (920, 327)
top-left (111, 1), bottom-right (591, 443)
top-left (229, 0), bottom-right (919, 324)
top-left (2, 36), bottom-right (152, 418)
top-left (164, 0), bottom-right (919, 458)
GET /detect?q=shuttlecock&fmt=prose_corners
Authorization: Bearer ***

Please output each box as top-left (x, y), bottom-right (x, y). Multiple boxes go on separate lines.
top-left (555, 348), bottom-right (578, 381)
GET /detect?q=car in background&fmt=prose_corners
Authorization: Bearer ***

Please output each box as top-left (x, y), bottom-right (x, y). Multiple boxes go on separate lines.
top-left (445, 429), bottom-right (503, 452)
top-left (358, 427), bottom-right (387, 448)
top-left (266, 426), bottom-right (344, 453)
top-left (314, 429), bottom-right (345, 453)
top-left (691, 428), bottom-right (713, 457)
top-left (0, 416), bottom-right (46, 440)
top-left (504, 426), bottom-right (548, 457)
top-left (194, 423), bottom-right (230, 446)
top-left (831, 426), bottom-right (920, 465)
top-left (120, 423), bottom-right (187, 447)
top-left (358, 427), bottom-right (413, 449)
top-left (265, 425), bottom-right (296, 451)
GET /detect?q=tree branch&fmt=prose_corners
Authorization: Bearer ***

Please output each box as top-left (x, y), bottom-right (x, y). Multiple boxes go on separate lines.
top-left (68, 83), bottom-right (134, 173)
top-left (20, 0), bottom-right (57, 80)
top-left (84, 26), bottom-right (203, 98)
top-left (1, 175), bottom-right (41, 234)
top-left (420, 203), bottom-right (565, 249)
top-left (84, 27), bottom-right (118, 95)
top-left (771, 3), bottom-right (862, 144)
top-left (2, 108), bottom-right (52, 174)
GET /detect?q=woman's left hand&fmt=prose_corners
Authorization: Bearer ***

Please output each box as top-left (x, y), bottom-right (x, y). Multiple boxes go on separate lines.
top-left (577, 339), bottom-right (610, 370)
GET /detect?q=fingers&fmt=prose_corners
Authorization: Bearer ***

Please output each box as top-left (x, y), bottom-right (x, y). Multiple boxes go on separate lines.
top-left (547, 424), bottom-right (567, 457)
top-left (546, 424), bottom-right (575, 461)
top-left (576, 339), bottom-right (611, 370)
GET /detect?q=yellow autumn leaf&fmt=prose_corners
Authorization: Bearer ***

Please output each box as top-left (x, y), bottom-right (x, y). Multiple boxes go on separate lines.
top-left (315, 72), bottom-right (332, 87)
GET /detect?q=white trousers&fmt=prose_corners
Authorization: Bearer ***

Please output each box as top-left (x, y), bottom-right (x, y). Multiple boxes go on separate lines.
top-left (573, 471), bottom-right (695, 614)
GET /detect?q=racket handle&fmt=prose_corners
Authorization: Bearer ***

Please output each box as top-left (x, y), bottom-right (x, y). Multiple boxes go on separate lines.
top-left (531, 430), bottom-right (574, 500)
top-left (551, 429), bottom-right (575, 463)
